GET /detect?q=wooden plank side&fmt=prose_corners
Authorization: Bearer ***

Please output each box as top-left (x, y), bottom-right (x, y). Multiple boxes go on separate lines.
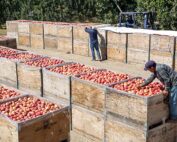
top-left (44, 36), bottom-right (58, 50)
top-left (70, 129), bottom-right (102, 142)
top-left (0, 116), bottom-right (18, 142)
top-left (18, 22), bottom-right (30, 34)
top-left (150, 53), bottom-right (172, 67)
top-left (73, 39), bottom-right (89, 56)
top-left (44, 24), bottom-right (58, 36)
top-left (147, 122), bottom-right (177, 142)
top-left (58, 26), bottom-right (73, 38)
top-left (128, 33), bottom-right (150, 50)
top-left (128, 48), bottom-right (149, 64)
top-left (73, 26), bottom-right (89, 41)
top-left (105, 114), bottom-right (146, 142)
top-left (150, 35), bottom-right (174, 67)
top-left (6, 21), bottom-right (18, 33)
top-left (106, 88), bottom-right (169, 128)
top-left (0, 59), bottom-right (17, 88)
top-left (106, 89), bottom-right (147, 126)
top-left (19, 110), bottom-right (70, 142)
top-left (18, 33), bottom-right (30, 47)
top-left (151, 35), bottom-right (174, 52)
top-left (107, 44), bottom-right (126, 62)
top-left (72, 78), bottom-right (106, 112)
top-left (30, 23), bottom-right (44, 35)
top-left (58, 37), bottom-right (73, 54)
top-left (31, 34), bottom-right (44, 49)
top-left (43, 69), bottom-right (70, 102)
top-left (105, 114), bottom-right (177, 142)
top-left (107, 32), bottom-right (126, 46)
top-left (17, 63), bottom-right (42, 96)
top-left (72, 105), bottom-right (104, 141)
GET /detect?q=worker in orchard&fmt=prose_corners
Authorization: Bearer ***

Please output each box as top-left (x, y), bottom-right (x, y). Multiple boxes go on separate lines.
top-left (138, 60), bottom-right (177, 121)
top-left (85, 26), bottom-right (101, 61)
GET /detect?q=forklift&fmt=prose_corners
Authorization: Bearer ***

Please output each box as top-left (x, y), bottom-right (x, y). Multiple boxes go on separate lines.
top-left (113, 0), bottom-right (156, 29)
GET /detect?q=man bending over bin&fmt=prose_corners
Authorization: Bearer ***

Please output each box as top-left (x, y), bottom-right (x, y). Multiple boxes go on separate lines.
top-left (137, 60), bottom-right (177, 121)
top-left (85, 26), bottom-right (101, 61)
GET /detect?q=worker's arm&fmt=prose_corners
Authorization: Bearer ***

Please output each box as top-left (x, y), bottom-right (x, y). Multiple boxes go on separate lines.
top-left (141, 74), bottom-right (156, 87)
top-left (85, 27), bottom-right (93, 33)
top-left (158, 69), bottom-right (171, 92)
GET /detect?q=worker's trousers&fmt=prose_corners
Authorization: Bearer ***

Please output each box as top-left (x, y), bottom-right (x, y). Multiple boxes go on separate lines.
top-left (169, 86), bottom-right (177, 120)
top-left (90, 41), bottom-right (101, 60)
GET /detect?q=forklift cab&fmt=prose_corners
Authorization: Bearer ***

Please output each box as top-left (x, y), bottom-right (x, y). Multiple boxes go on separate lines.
top-left (118, 12), bottom-right (155, 29)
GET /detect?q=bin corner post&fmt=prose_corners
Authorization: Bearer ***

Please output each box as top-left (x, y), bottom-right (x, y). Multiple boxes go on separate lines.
top-left (172, 37), bottom-right (176, 70)
top-left (148, 34), bottom-right (151, 61)
top-left (125, 33), bottom-right (128, 64)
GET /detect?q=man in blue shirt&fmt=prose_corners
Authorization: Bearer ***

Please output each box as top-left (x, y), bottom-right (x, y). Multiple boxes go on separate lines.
top-left (138, 60), bottom-right (177, 121)
top-left (85, 27), bottom-right (101, 61)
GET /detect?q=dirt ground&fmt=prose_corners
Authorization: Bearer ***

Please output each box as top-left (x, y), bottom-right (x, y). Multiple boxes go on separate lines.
top-left (18, 46), bottom-right (153, 79)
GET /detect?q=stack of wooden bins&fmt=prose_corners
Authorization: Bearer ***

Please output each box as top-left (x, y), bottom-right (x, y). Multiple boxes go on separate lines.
top-left (104, 77), bottom-right (177, 142)
top-left (150, 34), bottom-right (175, 67)
top-left (6, 21), bottom-right (18, 44)
top-left (73, 25), bottom-right (90, 56)
top-left (17, 57), bottom-right (65, 96)
top-left (107, 31), bottom-right (127, 62)
top-left (0, 94), bottom-right (70, 142)
top-left (128, 33), bottom-right (150, 64)
top-left (44, 22), bottom-right (58, 50)
top-left (58, 24), bottom-right (73, 54)
top-left (0, 36), bottom-right (17, 49)
top-left (71, 70), bottom-right (130, 141)
top-left (30, 21), bottom-right (44, 49)
top-left (18, 21), bottom-right (31, 48)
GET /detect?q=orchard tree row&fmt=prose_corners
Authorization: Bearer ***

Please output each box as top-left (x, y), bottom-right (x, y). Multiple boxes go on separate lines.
top-left (0, 0), bottom-right (176, 30)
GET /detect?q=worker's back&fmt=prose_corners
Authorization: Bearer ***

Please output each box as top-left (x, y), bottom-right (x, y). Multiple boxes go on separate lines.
top-left (85, 28), bottom-right (98, 43)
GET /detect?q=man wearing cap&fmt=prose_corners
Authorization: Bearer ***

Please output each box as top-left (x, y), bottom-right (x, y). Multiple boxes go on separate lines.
top-left (85, 27), bottom-right (101, 61)
top-left (138, 60), bottom-right (177, 121)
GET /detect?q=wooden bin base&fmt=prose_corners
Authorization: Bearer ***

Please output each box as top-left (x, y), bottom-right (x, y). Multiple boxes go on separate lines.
top-left (105, 114), bottom-right (177, 142)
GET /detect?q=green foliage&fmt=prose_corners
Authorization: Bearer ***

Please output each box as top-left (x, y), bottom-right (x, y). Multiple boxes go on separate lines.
top-left (0, 0), bottom-right (176, 30)
top-left (136, 0), bottom-right (177, 30)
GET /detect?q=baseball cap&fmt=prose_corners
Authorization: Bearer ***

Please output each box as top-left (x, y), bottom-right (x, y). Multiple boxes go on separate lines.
top-left (144, 60), bottom-right (156, 71)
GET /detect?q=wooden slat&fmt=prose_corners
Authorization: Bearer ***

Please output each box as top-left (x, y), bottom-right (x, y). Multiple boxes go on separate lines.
top-left (43, 68), bottom-right (70, 103)
top-left (58, 37), bottom-right (73, 54)
top-left (30, 23), bottom-right (44, 35)
top-left (72, 105), bottom-right (104, 141)
top-left (18, 33), bottom-right (30, 47)
top-left (72, 77), bottom-right (106, 113)
top-left (44, 36), bottom-right (58, 50)
top-left (70, 129), bottom-right (102, 142)
top-left (17, 63), bottom-right (42, 96)
top-left (31, 34), bottom-right (44, 49)
top-left (0, 58), bottom-right (18, 88)
top-left (73, 39), bottom-right (89, 56)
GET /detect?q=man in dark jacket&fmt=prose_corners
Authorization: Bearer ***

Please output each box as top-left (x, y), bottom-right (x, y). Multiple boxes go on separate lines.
top-left (85, 27), bottom-right (101, 61)
top-left (138, 60), bottom-right (177, 120)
